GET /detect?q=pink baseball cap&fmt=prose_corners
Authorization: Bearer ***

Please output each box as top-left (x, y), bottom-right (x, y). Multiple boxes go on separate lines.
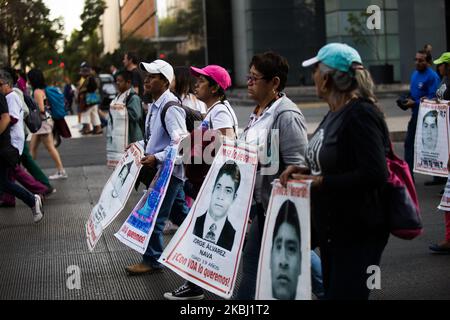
top-left (190, 65), bottom-right (232, 90)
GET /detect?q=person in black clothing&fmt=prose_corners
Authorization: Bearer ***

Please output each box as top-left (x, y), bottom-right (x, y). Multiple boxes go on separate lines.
top-left (281, 43), bottom-right (390, 300)
top-left (123, 52), bottom-right (144, 98)
top-left (0, 93), bottom-right (44, 223)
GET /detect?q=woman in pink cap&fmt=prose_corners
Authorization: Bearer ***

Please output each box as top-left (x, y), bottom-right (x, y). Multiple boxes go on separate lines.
top-left (163, 64), bottom-right (238, 301)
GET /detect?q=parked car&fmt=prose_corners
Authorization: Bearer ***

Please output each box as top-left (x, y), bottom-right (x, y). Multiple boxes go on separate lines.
top-left (99, 74), bottom-right (117, 111)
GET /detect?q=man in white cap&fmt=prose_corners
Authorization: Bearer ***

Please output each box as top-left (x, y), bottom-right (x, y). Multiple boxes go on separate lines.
top-left (125, 59), bottom-right (190, 276)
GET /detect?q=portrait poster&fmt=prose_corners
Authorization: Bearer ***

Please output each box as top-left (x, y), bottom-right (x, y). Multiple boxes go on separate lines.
top-left (255, 180), bottom-right (311, 301)
top-left (159, 142), bottom-right (258, 299)
top-left (86, 143), bottom-right (144, 252)
top-left (107, 102), bottom-right (129, 169)
top-left (114, 144), bottom-right (178, 254)
top-left (414, 100), bottom-right (450, 177)
top-left (438, 175), bottom-right (450, 211)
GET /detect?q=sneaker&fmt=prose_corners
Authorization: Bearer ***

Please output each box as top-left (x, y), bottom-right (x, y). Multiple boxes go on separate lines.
top-left (32, 195), bottom-right (44, 223)
top-left (49, 170), bottom-right (68, 180)
top-left (163, 220), bottom-right (179, 235)
top-left (164, 282), bottom-right (205, 301)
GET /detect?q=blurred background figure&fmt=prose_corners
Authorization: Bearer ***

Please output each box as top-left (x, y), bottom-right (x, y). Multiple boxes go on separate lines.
top-left (171, 66), bottom-right (207, 114)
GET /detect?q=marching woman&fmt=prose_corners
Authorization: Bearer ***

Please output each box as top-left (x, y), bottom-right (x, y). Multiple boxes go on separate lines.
top-left (281, 43), bottom-right (391, 300)
top-left (164, 65), bottom-right (238, 300)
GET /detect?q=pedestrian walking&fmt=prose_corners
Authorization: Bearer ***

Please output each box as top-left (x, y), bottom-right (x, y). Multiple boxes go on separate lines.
top-left (233, 52), bottom-right (311, 300)
top-left (164, 64), bottom-right (238, 301)
top-left (0, 87), bottom-right (44, 223)
top-left (27, 69), bottom-right (68, 181)
top-left (281, 43), bottom-right (391, 300)
top-left (429, 52), bottom-right (450, 253)
top-left (125, 59), bottom-right (190, 276)
top-left (171, 66), bottom-right (207, 114)
top-left (401, 49), bottom-right (440, 180)
top-left (78, 62), bottom-right (103, 135)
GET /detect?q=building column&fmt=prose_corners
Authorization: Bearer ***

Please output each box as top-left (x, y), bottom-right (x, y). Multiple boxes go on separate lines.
top-left (232, 0), bottom-right (250, 87)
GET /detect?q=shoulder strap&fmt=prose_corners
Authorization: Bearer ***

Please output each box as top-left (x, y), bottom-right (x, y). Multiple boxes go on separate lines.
top-left (161, 100), bottom-right (183, 134)
top-left (207, 101), bottom-right (238, 137)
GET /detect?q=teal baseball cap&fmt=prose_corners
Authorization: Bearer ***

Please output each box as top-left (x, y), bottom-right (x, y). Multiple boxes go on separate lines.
top-left (302, 43), bottom-right (363, 73)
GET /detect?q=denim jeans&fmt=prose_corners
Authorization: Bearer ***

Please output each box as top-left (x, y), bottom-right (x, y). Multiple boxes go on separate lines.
top-left (235, 205), bottom-right (325, 300)
top-left (404, 114), bottom-right (418, 179)
top-left (142, 176), bottom-right (189, 268)
top-left (0, 164), bottom-right (35, 208)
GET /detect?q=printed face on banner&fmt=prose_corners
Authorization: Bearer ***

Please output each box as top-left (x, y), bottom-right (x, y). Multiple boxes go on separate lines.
top-left (86, 143), bottom-right (144, 252)
top-left (270, 206), bottom-right (302, 300)
top-left (256, 181), bottom-right (311, 300)
top-left (160, 143), bottom-right (258, 299)
top-left (192, 161), bottom-right (243, 252)
top-left (414, 101), bottom-right (450, 177)
top-left (111, 161), bottom-right (133, 199)
top-left (422, 111), bottom-right (438, 152)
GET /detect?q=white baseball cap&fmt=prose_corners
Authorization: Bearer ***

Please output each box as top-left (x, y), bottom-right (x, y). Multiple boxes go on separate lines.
top-left (139, 59), bottom-right (174, 84)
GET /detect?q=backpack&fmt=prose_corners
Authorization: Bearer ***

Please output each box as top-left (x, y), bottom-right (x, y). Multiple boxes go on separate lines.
top-left (184, 103), bottom-right (237, 196)
top-left (23, 94), bottom-right (42, 133)
top-left (45, 86), bottom-right (66, 120)
top-left (385, 143), bottom-right (423, 240)
top-left (160, 101), bottom-right (204, 134)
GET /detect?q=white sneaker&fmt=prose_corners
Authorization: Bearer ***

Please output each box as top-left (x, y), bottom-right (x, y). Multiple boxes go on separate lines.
top-left (49, 170), bottom-right (68, 180)
top-left (32, 195), bottom-right (44, 224)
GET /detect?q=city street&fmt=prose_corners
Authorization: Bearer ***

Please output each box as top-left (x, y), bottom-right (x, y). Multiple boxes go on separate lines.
top-left (0, 101), bottom-right (449, 300)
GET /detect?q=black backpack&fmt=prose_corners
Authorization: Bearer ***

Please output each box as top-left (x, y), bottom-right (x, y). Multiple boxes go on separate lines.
top-left (160, 101), bottom-right (204, 134)
top-left (23, 94), bottom-right (42, 133)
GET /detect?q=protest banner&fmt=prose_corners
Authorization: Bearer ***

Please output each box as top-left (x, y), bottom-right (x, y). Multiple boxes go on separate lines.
top-left (114, 144), bottom-right (178, 254)
top-left (107, 101), bottom-right (129, 168)
top-left (159, 142), bottom-right (258, 299)
top-left (255, 180), bottom-right (311, 301)
top-left (86, 143), bottom-right (144, 251)
top-left (438, 175), bottom-right (450, 211)
top-left (414, 100), bottom-right (450, 177)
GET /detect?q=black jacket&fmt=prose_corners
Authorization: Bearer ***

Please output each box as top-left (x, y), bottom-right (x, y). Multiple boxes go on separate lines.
top-left (193, 213), bottom-right (236, 251)
top-left (313, 99), bottom-right (390, 243)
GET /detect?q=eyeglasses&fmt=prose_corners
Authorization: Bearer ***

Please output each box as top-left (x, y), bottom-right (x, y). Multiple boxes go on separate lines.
top-left (246, 75), bottom-right (266, 84)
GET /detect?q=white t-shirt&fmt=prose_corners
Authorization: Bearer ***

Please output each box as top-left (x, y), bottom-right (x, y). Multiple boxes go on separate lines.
top-left (182, 94), bottom-right (207, 114)
top-left (204, 100), bottom-right (238, 134)
top-left (6, 91), bottom-right (25, 155)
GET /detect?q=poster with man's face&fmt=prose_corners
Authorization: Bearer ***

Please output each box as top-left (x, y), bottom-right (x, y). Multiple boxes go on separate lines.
top-left (86, 143), bottom-right (144, 252)
top-left (414, 100), bottom-right (450, 177)
top-left (159, 142), bottom-right (258, 299)
top-left (255, 181), bottom-right (311, 301)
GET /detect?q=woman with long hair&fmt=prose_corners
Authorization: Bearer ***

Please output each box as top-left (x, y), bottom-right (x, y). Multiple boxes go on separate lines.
top-left (27, 69), bottom-right (67, 180)
top-left (281, 43), bottom-right (391, 300)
